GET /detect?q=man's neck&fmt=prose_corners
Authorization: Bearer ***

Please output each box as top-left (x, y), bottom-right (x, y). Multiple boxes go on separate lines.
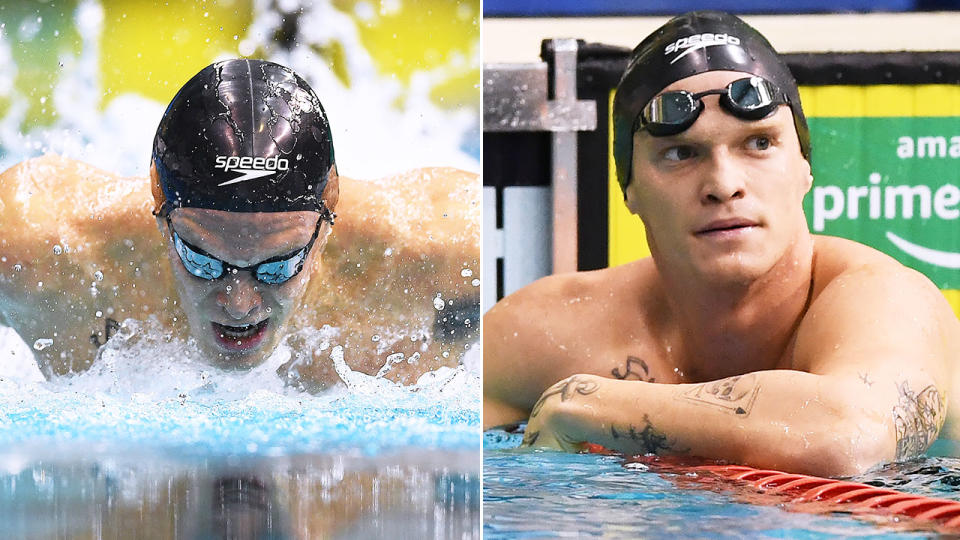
top-left (656, 233), bottom-right (816, 381)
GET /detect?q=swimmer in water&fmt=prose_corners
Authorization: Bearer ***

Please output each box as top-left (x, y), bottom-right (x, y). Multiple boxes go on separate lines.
top-left (0, 59), bottom-right (479, 386)
top-left (484, 11), bottom-right (960, 476)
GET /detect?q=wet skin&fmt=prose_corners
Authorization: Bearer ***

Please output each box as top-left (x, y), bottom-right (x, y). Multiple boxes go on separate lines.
top-left (0, 156), bottom-right (480, 385)
top-left (162, 209), bottom-right (329, 369)
top-left (484, 70), bottom-right (960, 475)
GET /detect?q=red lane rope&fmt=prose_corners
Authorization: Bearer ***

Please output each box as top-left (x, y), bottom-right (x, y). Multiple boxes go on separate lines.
top-left (686, 462), bottom-right (960, 532)
top-left (580, 445), bottom-right (960, 534)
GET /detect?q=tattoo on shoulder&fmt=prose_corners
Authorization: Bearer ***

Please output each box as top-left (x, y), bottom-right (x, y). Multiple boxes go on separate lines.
top-left (612, 356), bottom-right (655, 382)
top-left (609, 414), bottom-right (683, 455)
top-left (677, 373), bottom-right (761, 417)
top-left (892, 381), bottom-right (945, 461)
top-left (89, 317), bottom-right (120, 348)
top-left (530, 375), bottom-right (599, 417)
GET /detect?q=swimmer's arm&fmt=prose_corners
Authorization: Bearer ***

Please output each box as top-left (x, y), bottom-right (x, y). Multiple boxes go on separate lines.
top-left (525, 266), bottom-right (954, 476)
top-left (483, 276), bottom-right (582, 429)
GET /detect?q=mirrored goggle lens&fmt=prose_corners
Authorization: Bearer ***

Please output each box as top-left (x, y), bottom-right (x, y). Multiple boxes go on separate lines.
top-left (173, 232), bottom-right (224, 280)
top-left (642, 92), bottom-right (698, 126)
top-left (726, 77), bottom-right (779, 115)
top-left (254, 249), bottom-right (307, 285)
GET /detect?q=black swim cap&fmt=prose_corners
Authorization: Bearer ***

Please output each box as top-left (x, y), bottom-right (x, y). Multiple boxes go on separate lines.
top-left (152, 59), bottom-right (335, 217)
top-left (612, 11), bottom-right (810, 194)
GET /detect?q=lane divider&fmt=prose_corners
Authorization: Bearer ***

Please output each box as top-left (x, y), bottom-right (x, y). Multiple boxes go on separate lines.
top-left (689, 464), bottom-right (960, 530)
top-left (581, 445), bottom-right (960, 533)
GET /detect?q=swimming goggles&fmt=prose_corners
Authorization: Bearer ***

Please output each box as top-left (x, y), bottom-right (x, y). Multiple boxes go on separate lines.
top-left (633, 76), bottom-right (788, 137)
top-left (166, 215), bottom-right (324, 285)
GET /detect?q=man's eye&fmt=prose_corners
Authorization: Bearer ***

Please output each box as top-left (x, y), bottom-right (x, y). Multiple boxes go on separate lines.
top-left (747, 135), bottom-right (772, 151)
top-left (663, 146), bottom-right (696, 161)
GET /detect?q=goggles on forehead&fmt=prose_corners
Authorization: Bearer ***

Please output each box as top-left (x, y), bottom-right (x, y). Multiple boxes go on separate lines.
top-left (632, 76), bottom-right (788, 137)
top-left (167, 214), bottom-right (326, 286)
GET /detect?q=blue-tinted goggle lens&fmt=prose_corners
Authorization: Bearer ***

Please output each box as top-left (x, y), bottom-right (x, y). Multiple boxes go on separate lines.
top-left (173, 232), bottom-right (224, 280)
top-left (254, 249), bottom-right (307, 285)
top-left (169, 217), bottom-right (320, 285)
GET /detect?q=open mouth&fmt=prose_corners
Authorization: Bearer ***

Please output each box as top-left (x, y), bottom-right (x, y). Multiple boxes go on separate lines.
top-left (211, 319), bottom-right (270, 351)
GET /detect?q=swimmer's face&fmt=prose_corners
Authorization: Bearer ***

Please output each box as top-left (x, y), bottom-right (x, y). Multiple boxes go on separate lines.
top-left (159, 208), bottom-right (331, 369)
top-left (625, 70), bottom-right (812, 282)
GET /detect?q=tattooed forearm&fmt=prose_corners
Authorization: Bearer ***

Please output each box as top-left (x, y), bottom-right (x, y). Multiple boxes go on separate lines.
top-left (609, 414), bottom-right (676, 455)
top-left (677, 373), bottom-right (760, 416)
top-left (611, 356), bottom-right (655, 382)
top-left (892, 381), bottom-right (945, 461)
top-left (530, 375), bottom-right (599, 417)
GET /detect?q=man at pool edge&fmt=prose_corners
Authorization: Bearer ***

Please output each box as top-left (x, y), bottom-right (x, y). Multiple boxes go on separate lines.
top-left (483, 11), bottom-right (960, 476)
top-left (0, 59), bottom-right (479, 387)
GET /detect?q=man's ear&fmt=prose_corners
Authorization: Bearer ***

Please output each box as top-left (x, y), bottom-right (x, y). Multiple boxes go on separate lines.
top-left (800, 158), bottom-right (813, 196)
top-left (321, 165), bottom-right (340, 212)
top-left (150, 160), bottom-right (167, 233)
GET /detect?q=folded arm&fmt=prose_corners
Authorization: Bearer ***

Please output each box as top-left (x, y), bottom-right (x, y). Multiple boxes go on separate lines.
top-left (524, 368), bottom-right (942, 476)
top-left (524, 265), bottom-right (956, 477)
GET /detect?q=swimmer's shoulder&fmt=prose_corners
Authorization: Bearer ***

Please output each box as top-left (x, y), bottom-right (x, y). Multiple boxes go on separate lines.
top-left (0, 154), bottom-right (152, 223)
top-left (334, 168), bottom-right (479, 251)
top-left (811, 234), bottom-right (946, 299)
top-left (485, 257), bottom-right (656, 337)
top-left (800, 235), bottom-right (960, 366)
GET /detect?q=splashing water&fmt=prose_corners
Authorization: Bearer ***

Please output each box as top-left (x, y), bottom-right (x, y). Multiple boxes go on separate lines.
top-left (0, 318), bottom-right (480, 460)
top-left (0, 0), bottom-right (480, 459)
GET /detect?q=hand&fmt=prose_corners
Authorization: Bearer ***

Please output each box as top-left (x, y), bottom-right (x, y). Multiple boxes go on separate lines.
top-left (521, 375), bottom-right (600, 451)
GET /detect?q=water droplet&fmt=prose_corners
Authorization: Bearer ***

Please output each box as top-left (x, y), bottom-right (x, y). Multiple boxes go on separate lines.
top-left (387, 352), bottom-right (404, 364)
top-left (266, 307), bottom-right (272, 313)
top-left (94, 271), bottom-right (103, 281)
top-left (13, 264), bottom-right (21, 272)
top-left (384, 247), bottom-right (393, 256)
top-left (33, 338), bottom-right (53, 351)
top-left (371, 335), bottom-right (381, 342)
top-left (52, 245), bottom-right (62, 255)
top-left (471, 279), bottom-right (480, 287)
top-left (433, 296), bottom-right (445, 310)
top-left (225, 286), bottom-right (232, 292)
top-left (460, 268), bottom-right (473, 277)
top-left (95, 310), bottom-right (102, 318)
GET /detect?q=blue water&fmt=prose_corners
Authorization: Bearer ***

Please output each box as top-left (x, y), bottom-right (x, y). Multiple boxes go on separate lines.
top-left (484, 430), bottom-right (960, 539)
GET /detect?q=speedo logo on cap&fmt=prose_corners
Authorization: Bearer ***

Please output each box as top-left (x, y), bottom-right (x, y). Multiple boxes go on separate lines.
top-left (664, 33), bottom-right (742, 65)
top-left (214, 155), bottom-right (290, 186)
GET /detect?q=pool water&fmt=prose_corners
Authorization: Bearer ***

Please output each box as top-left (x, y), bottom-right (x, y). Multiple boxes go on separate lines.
top-left (0, 1), bottom-right (482, 537)
top-left (484, 430), bottom-right (960, 539)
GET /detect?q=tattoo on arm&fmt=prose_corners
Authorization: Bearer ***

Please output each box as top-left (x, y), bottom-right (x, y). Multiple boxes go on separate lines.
top-left (612, 356), bottom-right (655, 382)
top-left (892, 381), bottom-right (945, 461)
top-left (677, 373), bottom-right (760, 417)
top-left (859, 372), bottom-right (873, 387)
top-left (522, 429), bottom-right (540, 446)
top-left (609, 414), bottom-right (681, 455)
top-left (89, 317), bottom-right (120, 348)
top-left (530, 375), bottom-right (599, 417)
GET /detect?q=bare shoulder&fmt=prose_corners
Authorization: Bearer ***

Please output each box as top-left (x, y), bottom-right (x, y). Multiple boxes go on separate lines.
top-left (0, 155), bottom-right (171, 375)
top-left (336, 167), bottom-right (479, 252)
top-left (795, 235), bottom-right (958, 375)
top-left (484, 259), bottom-right (654, 404)
top-left (299, 167), bottom-right (480, 384)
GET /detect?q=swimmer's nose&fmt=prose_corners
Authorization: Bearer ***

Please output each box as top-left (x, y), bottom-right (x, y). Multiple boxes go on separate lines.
top-left (216, 276), bottom-right (262, 320)
top-left (700, 150), bottom-right (746, 205)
